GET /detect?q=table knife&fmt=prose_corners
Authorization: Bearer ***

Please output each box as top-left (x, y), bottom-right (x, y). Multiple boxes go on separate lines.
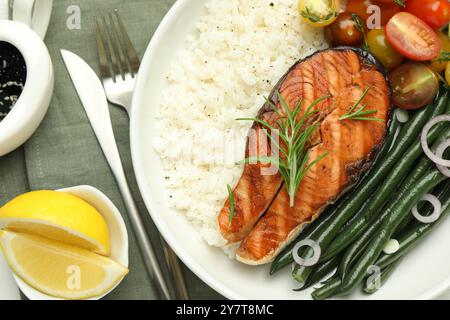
top-left (61, 49), bottom-right (172, 300)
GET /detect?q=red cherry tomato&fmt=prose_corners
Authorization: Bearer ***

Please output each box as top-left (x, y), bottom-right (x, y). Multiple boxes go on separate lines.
top-left (372, 0), bottom-right (399, 3)
top-left (345, 0), bottom-right (370, 21)
top-left (405, 0), bottom-right (450, 30)
top-left (325, 12), bottom-right (365, 47)
top-left (390, 62), bottom-right (439, 110)
top-left (346, 0), bottom-right (400, 27)
top-left (385, 12), bottom-right (442, 61)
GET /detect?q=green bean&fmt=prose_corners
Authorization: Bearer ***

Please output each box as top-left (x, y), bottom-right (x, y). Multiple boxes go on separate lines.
top-left (292, 102), bottom-right (436, 286)
top-left (337, 218), bottom-right (377, 280)
top-left (312, 258), bottom-right (402, 298)
top-left (336, 169), bottom-right (446, 297)
top-left (271, 114), bottom-right (400, 275)
top-left (376, 181), bottom-right (450, 270)
top-left (320, 93), bottom-right (449, 262)
top-left (300, 255), bottom-right (341, 290)
top-left (311, 275), bottom-right (341, 300)
top-left (394, 178), bottom-right (448, 237)
top-left (337, 136), bottom-right (450, 280)
top-left (363, 259), bottom-right (403, 294)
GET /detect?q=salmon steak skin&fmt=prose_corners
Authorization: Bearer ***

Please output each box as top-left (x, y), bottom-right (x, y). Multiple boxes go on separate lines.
top-left (217, 47), bottom-right (392, 265)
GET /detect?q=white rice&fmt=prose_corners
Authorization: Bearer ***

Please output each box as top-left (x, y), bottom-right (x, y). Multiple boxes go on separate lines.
top-left (152, 0), bottom-right (327, 248)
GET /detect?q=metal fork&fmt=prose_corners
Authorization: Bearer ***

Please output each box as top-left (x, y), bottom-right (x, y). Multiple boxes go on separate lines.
top-left (95, 10), bottom-right (189, 300)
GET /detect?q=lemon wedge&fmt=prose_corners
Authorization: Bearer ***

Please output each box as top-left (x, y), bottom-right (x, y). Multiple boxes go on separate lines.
top-left (0, 230), bottom-right (128, 300)
top-left (0, 190), bottom-right (110, 256)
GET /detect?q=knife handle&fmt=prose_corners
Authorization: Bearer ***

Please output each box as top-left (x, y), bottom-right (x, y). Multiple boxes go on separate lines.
top-left (61, 49), bottom-right (175, 300)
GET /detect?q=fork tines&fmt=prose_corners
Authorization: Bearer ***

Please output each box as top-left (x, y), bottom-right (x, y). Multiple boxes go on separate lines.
top-left (95, 10), bottom-right (140, 82)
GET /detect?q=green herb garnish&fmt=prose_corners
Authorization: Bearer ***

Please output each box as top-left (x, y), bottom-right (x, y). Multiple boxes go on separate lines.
top-left (351, 14), bottom-right (370, 52)
top-left (227, 184), bottom-right (235, 226)
top-left (394, 0), bottom-right (406, 8)
top-left (436, 51), bottom-right (450, 64)
top-left (301, 6), bottom-right (338, 24)
top-left (238, 93), bottom-right (330, 207)
top-left (339, 88), bottom-right (384, 122)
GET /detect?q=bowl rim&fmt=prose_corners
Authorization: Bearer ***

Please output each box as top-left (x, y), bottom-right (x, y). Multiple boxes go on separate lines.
top-left (130, 0), bottom-right (252, 300)
top-left (0, 20), bottom-right (53, 156)
top-left (14, 185), bottom-right (129, 300)
top-left (130, 0), bottom-right (450, 300)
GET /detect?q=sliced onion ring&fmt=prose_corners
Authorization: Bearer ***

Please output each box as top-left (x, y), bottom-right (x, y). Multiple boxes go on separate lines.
top-left (412, 194), bottom-right (442, 224)
top-left (436, 139), bottom-right (450, 178)
top-left (421, 115), bottom-right (450, 168)
top-left (292, 239), bottom-right (321, 267)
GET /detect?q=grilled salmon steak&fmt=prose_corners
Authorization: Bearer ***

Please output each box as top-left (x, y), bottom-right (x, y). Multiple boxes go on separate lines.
top-left (217, 115), bottom-right (284, 243)
top-left (217, 48), bottom-right (391, 265)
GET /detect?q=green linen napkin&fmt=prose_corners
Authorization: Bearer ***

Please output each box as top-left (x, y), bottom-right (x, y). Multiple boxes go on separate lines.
top-left (0, 0), bottom-right (223, 300)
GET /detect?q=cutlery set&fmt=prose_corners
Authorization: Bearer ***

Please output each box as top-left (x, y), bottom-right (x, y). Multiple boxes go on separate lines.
top-left (0, 1), bottom-right (188, 300)
top-left (61, 11), bottom-right (189, 300)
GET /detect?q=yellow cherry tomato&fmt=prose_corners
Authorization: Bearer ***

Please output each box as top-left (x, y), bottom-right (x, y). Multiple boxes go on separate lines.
top-left (298, 0), bottom-right (340, 27)
top-left (429, 32), bottom-right (450, 74)
top-left (366, 28), bottom-right (404, 71)
top-left (446, 63), bottom-right (450, 86)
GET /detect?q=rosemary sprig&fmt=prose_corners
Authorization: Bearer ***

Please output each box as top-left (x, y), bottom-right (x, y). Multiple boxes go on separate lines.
top-left (227, 184), bottom-right (235, 226)
top-left (339, 88), bottom-right (384, 122)
top-left (238, 93), bottom-right (330, 207)
top-left (393, 0), bottom-right (406, 7)
top-left (351, 14), bottom-right (370, 52)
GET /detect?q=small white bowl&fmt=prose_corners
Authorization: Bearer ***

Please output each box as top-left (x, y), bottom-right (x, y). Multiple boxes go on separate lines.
top-left (12, 185), bottom-right (129, 300)
top-left (0, 254), bottom-right (21, 300)
top-left (0, 20), bottom-right (54, 157)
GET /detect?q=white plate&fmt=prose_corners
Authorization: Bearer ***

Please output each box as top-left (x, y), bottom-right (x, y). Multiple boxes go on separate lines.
top-left (130, 0), bottom-right (450, 300)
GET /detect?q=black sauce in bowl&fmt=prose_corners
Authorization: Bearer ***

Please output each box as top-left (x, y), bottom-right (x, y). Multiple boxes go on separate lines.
top-left (0, 41), bottom-right (27, 122)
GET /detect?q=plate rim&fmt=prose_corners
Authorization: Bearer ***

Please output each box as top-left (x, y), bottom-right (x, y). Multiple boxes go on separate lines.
top-left (130, 0), bottom-right (450, 300)
top-left (130, 0), bottom-right (244, 300)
